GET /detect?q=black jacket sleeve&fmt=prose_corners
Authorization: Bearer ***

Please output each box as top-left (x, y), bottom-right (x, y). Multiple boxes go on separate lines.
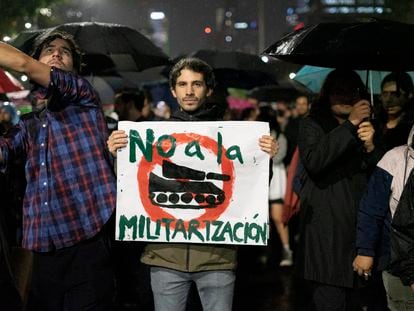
top-left (298, 117), bottom-right (359, 177)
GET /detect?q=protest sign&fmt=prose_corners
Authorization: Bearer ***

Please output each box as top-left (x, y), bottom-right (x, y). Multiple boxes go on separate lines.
top-left (116, 121), bottom-right (270, 245)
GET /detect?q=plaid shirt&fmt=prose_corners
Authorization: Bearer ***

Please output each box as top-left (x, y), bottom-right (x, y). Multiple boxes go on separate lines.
top-left (0, 68), bottom-right (116, 252)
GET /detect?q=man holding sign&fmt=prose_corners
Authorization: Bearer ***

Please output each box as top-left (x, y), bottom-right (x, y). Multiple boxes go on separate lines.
top-left (108, 58), bottom-right (277, 311)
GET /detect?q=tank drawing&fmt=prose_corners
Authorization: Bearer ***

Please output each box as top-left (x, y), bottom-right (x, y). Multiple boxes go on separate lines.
top-left (148, 160), bottom-right (231, 209)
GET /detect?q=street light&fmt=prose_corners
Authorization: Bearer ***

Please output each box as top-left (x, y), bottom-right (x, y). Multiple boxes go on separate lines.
top-left (25, 23), bottom-right (32, 29)
top-left (234, 22), bottom-right (248, 29)
top-left (150, 11), bottom-right (165, 20)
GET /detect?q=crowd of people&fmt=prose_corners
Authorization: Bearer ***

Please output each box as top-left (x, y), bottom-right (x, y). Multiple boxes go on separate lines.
top-left (1, 29), bottom-right (414, 311)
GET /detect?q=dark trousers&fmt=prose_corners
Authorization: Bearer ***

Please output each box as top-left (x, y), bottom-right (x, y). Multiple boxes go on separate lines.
top-left (312, 282), bottom-right (362, 311)
top-left (28, 232), bottom-right (114, 311)
top-left (112, 241), bottom-right (154, 310)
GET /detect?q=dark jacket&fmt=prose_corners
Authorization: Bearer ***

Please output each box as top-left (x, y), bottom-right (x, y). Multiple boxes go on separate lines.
top-left (297, 114), bottom-right (383, 288)
top-left (390, 165), bottom-right (414, 286)
top-left (0, 174), bottom-right (22, 310)
top-left (375, 103), bottom-right (414, 151)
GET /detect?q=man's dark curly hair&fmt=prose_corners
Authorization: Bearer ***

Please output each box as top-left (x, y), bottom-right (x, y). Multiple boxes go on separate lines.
top-left (31, 30), bottom-right (82, 73)
top-left (169, 57), bottom-right (215, 90)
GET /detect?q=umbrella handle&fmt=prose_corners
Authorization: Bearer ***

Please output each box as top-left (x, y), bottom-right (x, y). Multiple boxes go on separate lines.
top-left (365, 70), bottom-right (375, 120)
top-left (369, 70), bottom-right (374, 118)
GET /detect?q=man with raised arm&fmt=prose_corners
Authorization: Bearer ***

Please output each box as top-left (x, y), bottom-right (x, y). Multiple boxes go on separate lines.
top-left (0, 31), bottom-right (116, 310)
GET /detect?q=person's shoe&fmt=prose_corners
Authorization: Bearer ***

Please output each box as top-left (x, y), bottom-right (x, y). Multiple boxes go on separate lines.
top-left (279, 249), bottom-right (293, 267)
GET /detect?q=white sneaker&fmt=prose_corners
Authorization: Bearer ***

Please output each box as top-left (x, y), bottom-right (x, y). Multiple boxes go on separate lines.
top-left (279, 249), bottom-right (293, 267)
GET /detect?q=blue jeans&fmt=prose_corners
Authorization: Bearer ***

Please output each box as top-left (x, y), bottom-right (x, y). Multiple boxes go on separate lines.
top-left (150, 267), bottom-right (235, 311)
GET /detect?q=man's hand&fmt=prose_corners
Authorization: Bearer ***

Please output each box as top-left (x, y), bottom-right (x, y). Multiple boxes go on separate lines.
top-left (259, 135), bottom-right (278, 158)
top-left (353, 255), bottom-right (374, 280)
top-left (410, 283), bottom-right (414, 293)
top-left (107, 130), bottom-right (128, 157)
top-left (348, 100), bottom-right (371, 126)
top-left (357, 121), bottom-right (375, 153)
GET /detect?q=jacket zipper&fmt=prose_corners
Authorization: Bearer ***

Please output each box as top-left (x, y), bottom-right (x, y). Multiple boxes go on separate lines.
top-left (186, 244), bottom-right (190, 271)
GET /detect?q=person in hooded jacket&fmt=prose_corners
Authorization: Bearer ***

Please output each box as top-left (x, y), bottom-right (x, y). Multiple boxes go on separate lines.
top-left (297, 69), bottom-right (383, 310)
top-left (107, 57), bottom-right (278, 311)
top-left (353, 125), bottom-right (414, 310)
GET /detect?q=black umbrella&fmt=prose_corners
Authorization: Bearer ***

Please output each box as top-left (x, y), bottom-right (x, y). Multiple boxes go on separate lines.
top-left (247, 80), bottom-right (313, 102)
top-left (263, 19), bottom-right (414, 71)
top-left (11, 22), bottom-right (170, 75)
top-left (9, 29), bottom-right (41, 55)
top-left (165, 50), bottom-right (278, 89)
top-left (85, 75), bottom-right (139, 105)
top-left (120, 66), bottom-right (168, 87)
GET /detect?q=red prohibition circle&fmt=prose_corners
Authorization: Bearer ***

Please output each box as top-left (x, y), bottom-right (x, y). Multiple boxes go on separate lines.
top-left (137, 132), bottom-right (235, 229)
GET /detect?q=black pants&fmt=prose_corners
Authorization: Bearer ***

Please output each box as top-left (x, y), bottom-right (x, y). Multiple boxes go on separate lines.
top-left (312, 282), bottom-right (362, 311)
top-left (28, 232), bottom-right (114, 311)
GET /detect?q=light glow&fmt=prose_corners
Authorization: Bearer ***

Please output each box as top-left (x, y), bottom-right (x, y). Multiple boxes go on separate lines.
top-left (261, 56), bottom-right (269, 63)
top-left (150, 12), bottom-right (165, 20)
